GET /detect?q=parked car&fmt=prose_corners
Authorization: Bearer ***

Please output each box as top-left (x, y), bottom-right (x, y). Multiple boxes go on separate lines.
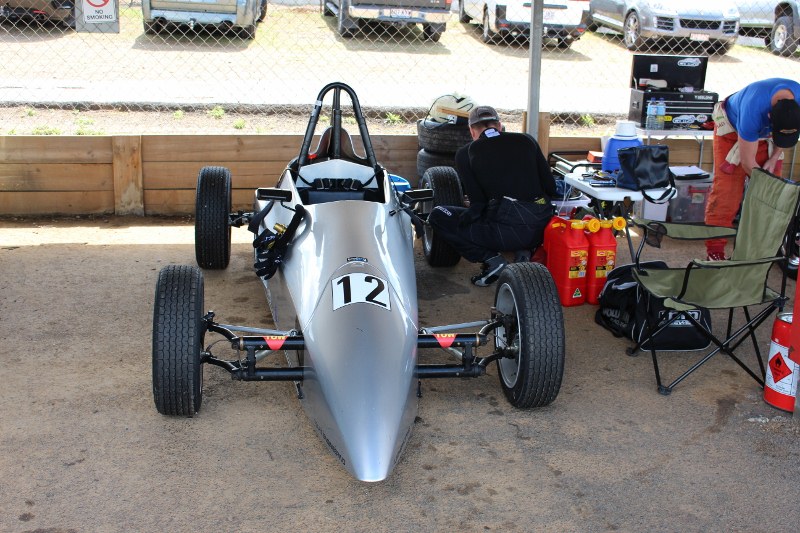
top-left (321, 0), bottom-right (452, 41)
top-left (459, 0), bottom-right (591, 47)
top-left (589, 0), bottom-right (740, 54)
top-left (141, 0), bottom-right (266, 39)
top-left (0, 0), bottom-right (74, 27)
top-left (735, 0), bottom-right (800, 56)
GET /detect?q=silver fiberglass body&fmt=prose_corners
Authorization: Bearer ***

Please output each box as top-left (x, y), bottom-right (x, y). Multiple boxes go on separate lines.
top-left (151, 82), bottom-right (565, 483)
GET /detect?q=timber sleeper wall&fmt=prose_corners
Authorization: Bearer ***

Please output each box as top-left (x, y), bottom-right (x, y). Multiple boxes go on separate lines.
top-left (2, 134), bottom-right (792, 216)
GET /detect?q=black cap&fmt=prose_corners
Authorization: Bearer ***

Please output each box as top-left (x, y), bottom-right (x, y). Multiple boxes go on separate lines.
top-left (468, 106), bottom-right (500, 127)
top-left (771, 99), bottom-right (800, 148)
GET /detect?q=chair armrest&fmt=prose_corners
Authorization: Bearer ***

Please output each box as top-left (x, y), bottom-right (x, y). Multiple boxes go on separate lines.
top-left (630, 219), bottom-right (738, 242)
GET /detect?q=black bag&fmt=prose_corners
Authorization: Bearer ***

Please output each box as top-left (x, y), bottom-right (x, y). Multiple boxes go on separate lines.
top-left (616, 145), bottom-right (676, 204)
top-left (595, 262), bottom-right (712, 351)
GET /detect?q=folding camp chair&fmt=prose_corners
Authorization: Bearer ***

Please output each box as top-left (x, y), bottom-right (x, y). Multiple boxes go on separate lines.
top-left (627, 169), bottom-right (800, 395)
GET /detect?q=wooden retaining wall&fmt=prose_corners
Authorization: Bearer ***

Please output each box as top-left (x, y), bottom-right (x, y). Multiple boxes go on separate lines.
top-left (1, 132), bottom-right (797, 216)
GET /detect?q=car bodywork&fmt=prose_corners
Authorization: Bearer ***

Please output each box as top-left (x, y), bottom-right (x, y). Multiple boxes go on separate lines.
top-left (151, 82), bottom-right (565, 482)
top-left (0, 0), bottom-right (74, 26)
top-left (735, 0), bottom-right (800, 55)
top-left (589, 0), bottom-right (740, 53)
top-left (321, 0), bottom-right (452, 41)
top-left (459, 0), bottom-right (591, 47)
top-left (141, 0), bottom-right (265, 39)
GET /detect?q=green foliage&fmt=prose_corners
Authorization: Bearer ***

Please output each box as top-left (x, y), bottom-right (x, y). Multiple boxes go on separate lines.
top-left (23, 108), bottom-right (36, 117)
top-left (208, 106), bottom-right (226, 119)
top-left (579, 114), bottom-right (595, 127)
top-left (384, 112), bottom-right (402, 125)
top-left (173, 110), bottom-right (185, 120)
top-left (31, 125), bottom-right (62, 135)
top-left (233, 118), bottom-right (246, 130)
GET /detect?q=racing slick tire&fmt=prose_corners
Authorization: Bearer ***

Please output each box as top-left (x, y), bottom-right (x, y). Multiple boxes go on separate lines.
top-left (195, 166), bottom-right (232, 270)
top-left (417, 149), bottom-right (455, 180)
top-left (419, 166), bottom-right (463, 267)
top-left (494, 263), bottom-right (564, 408)
top-left (152, 265), bottom-right (205, 417)
top-left (416, 119), bottom-right (472, 155)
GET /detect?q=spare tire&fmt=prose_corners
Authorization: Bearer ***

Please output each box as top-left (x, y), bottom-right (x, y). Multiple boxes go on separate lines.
top-left (417, 149), bottom-right (455, 180)
top-left (416, 119), bottom-right (472, 154)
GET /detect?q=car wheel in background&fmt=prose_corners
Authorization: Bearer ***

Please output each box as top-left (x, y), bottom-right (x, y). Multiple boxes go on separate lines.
top-left (152, 265), bottom-right (205, 417)
top-left (494, 263), bottom-right (564, 408)
top-left (143, 20), bottom-right (161, 35)
top-left (239, 25), bottom-right (256, 39)
top-left (419, 166), bottom-right (463, 267)
top-left (623, 11), bottom-right (644, 50)
top-left (770, 16), bottom-right (798, 57)
top-left (257, 0), bottom-right (267, 22)
top-left (416, 119), bottom-right (472, 154)
top-left (459, 1), bottom-right (471, 23)
top-left (338, 0), bottom-right (356, 38)
top-left (422, 23), bottom-right (443, 42)
top-left (195, 166), bottom-right (232, 270)
top-left (482, 10), bottom-right (496, 44)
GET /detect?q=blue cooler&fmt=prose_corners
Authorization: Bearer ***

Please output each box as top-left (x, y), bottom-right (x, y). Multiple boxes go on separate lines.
top-left (602, 120), bottom-right (642, 174)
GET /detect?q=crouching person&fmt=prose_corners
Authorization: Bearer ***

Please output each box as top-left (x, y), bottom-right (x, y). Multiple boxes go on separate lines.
top-left (428, 105), bottom-right (556, 286)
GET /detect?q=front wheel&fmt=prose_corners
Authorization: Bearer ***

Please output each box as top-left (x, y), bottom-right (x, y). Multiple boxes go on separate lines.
top-left (494, 263), bottom-right (565, 408)
top-left (419, 166), bottom-right (463, 267)
top-left (623, 11), bottom-right (644, 50)
top-left (770, 16), bottom-right (798, 56)
top-left (195, 166), bottom-right (232, 270)
top-left (152, 265), bottom-right (205, 417)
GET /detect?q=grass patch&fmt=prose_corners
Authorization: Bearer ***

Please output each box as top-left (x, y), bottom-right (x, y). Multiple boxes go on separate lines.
top-left (208, 106), bottom-right (226, 119)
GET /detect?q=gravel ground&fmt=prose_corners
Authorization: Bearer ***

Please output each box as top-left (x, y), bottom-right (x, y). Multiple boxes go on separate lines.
top-left (1, 216), bottom-right (799, 532)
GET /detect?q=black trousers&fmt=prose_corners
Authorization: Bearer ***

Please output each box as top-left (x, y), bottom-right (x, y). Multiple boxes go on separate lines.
top-left (428, 198), bottom-right (554, 263)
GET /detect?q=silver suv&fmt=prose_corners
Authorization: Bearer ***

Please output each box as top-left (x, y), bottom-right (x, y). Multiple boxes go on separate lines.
top-left (142, 0), bottom-right (266, 39)
top-left (735, 0), bottom-right (800, 56)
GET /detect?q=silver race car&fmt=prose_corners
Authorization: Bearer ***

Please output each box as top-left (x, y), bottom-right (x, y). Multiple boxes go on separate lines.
top-left (152, 82), bottom-right (565, 482)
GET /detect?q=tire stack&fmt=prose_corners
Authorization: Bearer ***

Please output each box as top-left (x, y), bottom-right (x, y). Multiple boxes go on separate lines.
top-left (416, 119), bottom-right (472, 181)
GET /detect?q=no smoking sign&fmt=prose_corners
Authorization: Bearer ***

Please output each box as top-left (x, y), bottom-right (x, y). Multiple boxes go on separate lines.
top-left (82, 0), bottom-right (117, 24)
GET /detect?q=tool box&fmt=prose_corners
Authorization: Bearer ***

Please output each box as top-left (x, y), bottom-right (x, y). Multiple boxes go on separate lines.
top-left (627, 54), bottom-right (718, 130)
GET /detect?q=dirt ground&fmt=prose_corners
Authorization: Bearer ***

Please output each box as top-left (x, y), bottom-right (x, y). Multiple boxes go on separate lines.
top-left (1, 215), bottom-right (799, 533)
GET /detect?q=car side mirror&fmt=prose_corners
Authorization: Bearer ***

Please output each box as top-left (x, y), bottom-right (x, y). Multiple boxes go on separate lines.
top-left (257, 188), bottom-right (293, 202)
top-left (402, 189), bottom-right (434, 203)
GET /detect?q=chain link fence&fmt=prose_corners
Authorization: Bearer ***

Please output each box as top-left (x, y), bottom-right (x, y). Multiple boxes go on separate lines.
top-left (0, 0), bottom-right (798, 135)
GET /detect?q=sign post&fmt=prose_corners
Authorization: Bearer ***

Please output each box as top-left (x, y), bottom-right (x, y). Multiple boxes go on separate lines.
top-left (75, 0), bottom-right (120, 33)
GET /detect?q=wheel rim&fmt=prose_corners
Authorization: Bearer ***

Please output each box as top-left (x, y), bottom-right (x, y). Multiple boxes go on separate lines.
top-left (624, 14), bottom-right (640, 47)
top-left (774, 25), bottom-right (788, 50)
top-left (495, 283), bottom-right (522, 388)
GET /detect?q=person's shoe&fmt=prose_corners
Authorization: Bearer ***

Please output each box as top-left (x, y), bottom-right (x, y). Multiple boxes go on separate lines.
top-left (471, 255), bottom-right (508, 287)
top-left (706, 251), bottom-right (728, 261)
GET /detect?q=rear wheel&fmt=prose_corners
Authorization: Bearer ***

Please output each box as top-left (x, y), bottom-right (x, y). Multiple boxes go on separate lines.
top-left (257, 0), bottom-right (267, 22)
top-left (771, 16), bottom-right (798, 56)
top-left (338, 0), bottom-right (356, 38)
top-left (195, 166), bottom-right (232, 270)
top-left (494, 263), bottom-right (564, 408)
top-left (459, 1), bottom-right (471, 23)
top-left (417, 149), bottom-right (456, 180)
top-left (152, 265), bottom-right (205, 417)
top-left (420, 166), bottom-right (463, 267)
top-left (423, 23), bottom-right (443, 42)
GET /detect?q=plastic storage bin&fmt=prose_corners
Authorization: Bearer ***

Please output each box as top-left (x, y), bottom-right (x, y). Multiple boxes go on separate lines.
top-left (668, 178), bottom-right (712, 223)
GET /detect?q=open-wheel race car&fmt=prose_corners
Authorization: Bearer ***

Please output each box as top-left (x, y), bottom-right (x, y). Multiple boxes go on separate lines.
top-left (152, 82), bottom-right (565, 482)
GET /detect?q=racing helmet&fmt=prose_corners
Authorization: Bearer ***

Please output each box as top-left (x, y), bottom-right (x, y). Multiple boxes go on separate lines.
top-left (428, 93), bottom-right (476, 125)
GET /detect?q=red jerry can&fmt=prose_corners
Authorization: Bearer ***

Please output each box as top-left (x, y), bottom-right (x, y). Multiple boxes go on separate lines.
top-left (546, 219), bottom-right (589, 307)
top-left (586, 220), bottom-right (618, 305)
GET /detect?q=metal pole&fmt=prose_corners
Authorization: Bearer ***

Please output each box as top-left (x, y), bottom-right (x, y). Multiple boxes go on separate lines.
top-left (526, 0), bottom-right (543, 139)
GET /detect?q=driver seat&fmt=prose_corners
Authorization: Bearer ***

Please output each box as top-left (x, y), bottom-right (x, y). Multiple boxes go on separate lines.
top-left (310, 126), bottom-right (368, 165)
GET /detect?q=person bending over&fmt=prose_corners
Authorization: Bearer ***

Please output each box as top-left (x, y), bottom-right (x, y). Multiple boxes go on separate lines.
top-left (428, 105), bottom-right (556, 286)
top-left (704, 78), bottom-right (800, 260)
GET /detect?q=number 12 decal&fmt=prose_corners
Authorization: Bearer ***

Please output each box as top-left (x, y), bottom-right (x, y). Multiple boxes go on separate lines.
top-left (332, 273), bottom-right (391, 311)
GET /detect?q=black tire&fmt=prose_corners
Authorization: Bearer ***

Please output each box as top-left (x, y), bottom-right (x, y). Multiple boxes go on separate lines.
top-left (417, 149), bottom-right (456, 180)
top-left (770, 16), bottom-right (798, 56)
top-left (239, 25), bottom-right (256, 39)
top-left (416, 119), bottom-right (472, 154)
top-left (780, 217), bottom-right (799, 280)
top-left (623, 11), bottom-right (644, 50)
top-left (152, 265), bottom-right (205, 417)
top-left (422, 23), bottom-right (442, 42)
top-left (459, 1), bottom-right (471, 23)
top-left (195, 166), bottom-right (232, 270)
top-left (419, 166), bottom-right (463, 267)
top-left (482, 10), bottom-right (496, 44)
top-left (337, 0), bottom-right (356, 38)
top-left (257, 0), bottom-right (267, 22)
top-left (322, 0), bottom-right (334, 17)
top-left (494, 263), bottom-right (564, 408)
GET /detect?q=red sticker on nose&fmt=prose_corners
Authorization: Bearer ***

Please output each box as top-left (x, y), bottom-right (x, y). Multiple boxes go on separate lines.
top-left (434, 334), bottom-right (456, 349)
top-left (263, 336), bottom-right (287, 350)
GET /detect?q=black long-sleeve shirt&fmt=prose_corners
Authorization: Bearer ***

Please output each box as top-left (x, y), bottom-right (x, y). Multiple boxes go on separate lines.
top-left (454, 128), bottom-right (556, 213)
